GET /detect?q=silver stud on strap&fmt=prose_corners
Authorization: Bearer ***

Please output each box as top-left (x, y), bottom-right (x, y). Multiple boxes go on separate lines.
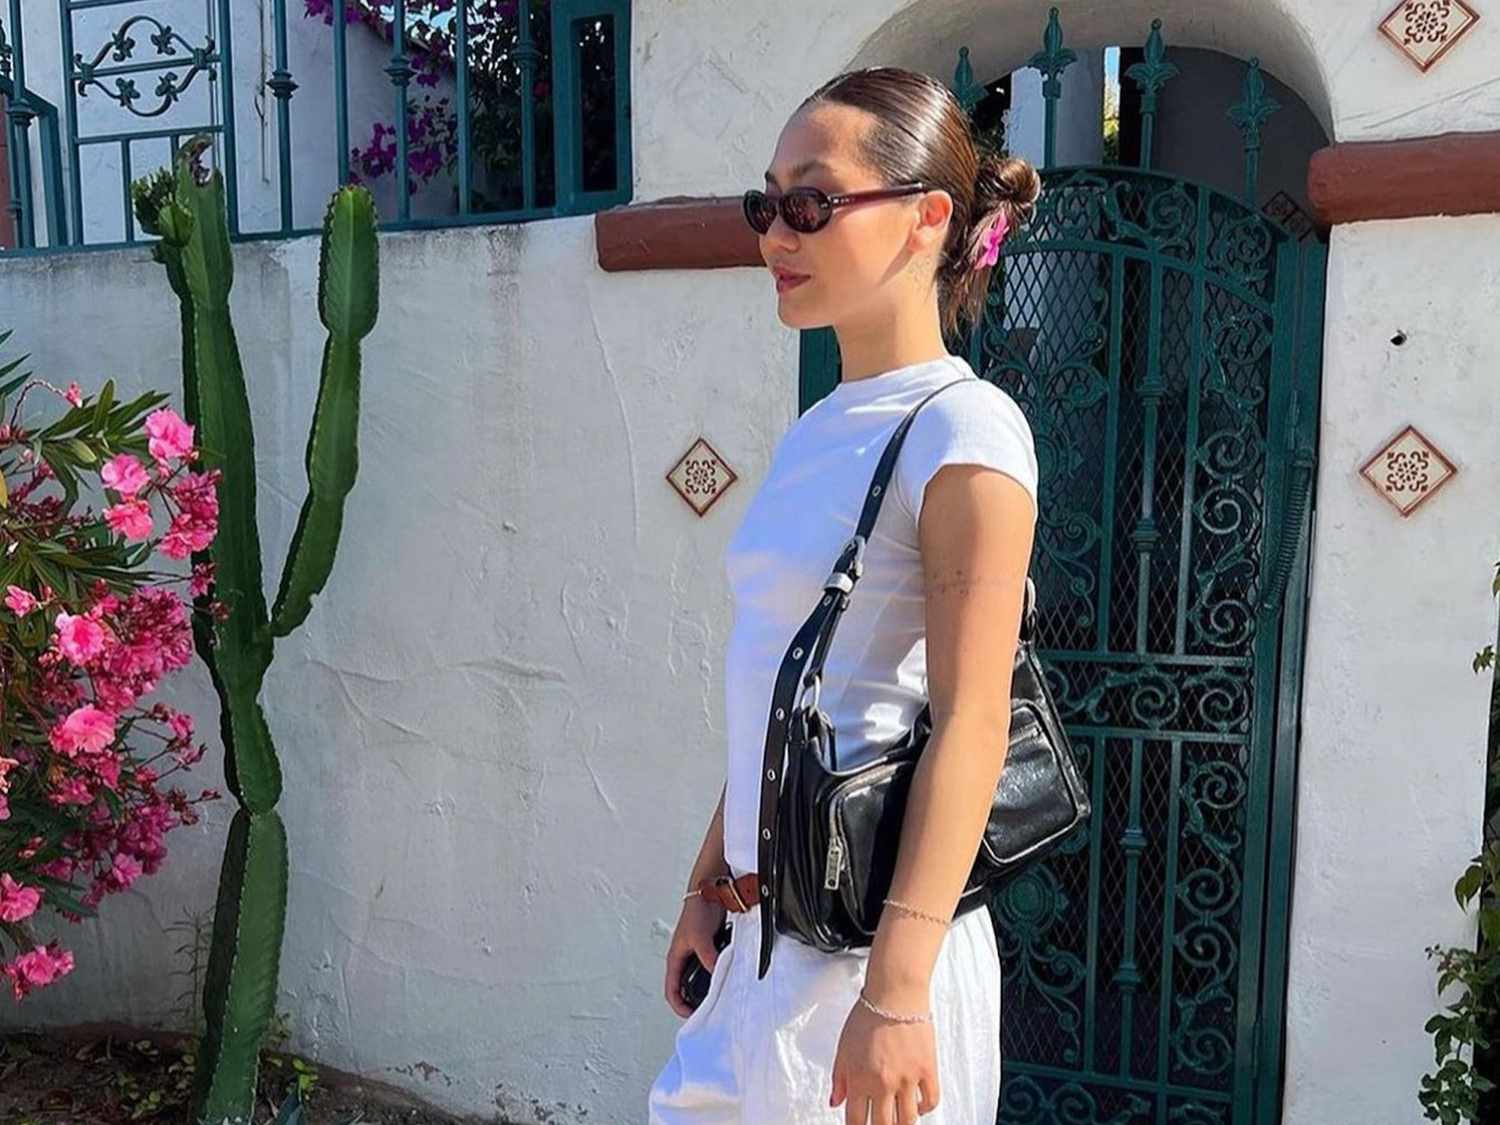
top-left (766, 768), bottom-right (776, 780)
top-left (762, 828), bottom-right (771, 839)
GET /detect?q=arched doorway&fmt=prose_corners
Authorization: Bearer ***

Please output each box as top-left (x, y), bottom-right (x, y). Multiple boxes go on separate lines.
top-left (800, 11), bottom-right (1328, 1125)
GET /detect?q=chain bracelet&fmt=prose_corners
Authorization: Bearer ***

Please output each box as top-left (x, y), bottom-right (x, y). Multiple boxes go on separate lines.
top-left (882, 896), bottom-right (952, 927)
top-left (857, 987), bottom-right (933, 1024)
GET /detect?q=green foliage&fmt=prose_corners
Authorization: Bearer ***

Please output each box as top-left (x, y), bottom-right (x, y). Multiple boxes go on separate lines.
top-left (1420, 560), bottom-right (1500, 1123)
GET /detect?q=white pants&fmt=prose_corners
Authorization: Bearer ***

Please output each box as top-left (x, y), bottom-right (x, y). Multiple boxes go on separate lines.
top-left (648, 902), bottom-right (1002, 1123)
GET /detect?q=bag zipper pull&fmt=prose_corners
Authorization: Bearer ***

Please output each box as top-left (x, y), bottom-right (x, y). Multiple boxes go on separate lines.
top-left (824, 831), bottom-right (846, 890)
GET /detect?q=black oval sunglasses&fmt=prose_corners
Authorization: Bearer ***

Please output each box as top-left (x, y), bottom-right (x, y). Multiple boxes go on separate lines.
top-left (742, 182), bottom-right (928, 235)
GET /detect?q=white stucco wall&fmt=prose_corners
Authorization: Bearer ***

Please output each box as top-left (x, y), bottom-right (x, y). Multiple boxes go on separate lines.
top-left (2, 1), bottom-right (1498, 1123)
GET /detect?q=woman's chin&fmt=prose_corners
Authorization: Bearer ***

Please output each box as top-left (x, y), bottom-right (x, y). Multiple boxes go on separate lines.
top-left (774, 295), bottom-right (826, 331)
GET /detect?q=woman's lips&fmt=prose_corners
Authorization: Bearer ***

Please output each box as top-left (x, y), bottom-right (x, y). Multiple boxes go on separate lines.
top-left (775, 272), bottom-right (810, 293)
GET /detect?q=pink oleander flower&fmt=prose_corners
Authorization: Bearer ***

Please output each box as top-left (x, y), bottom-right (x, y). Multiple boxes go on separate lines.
top-left (5, 586), bottom-right (38, 617)
top-left (144, 408), bottom-right (194, 464)
top-left (100, 453), bottom-right (150, 497)
top-left (0, 755), bottom-right (18, 793)
top-left (64, 382), bottom-right (83, 407)
top-left (166, 710), bottom-right (194, 742)
top-left (106, 851), bottom-right (143, 891)
top-left (188, 562), bottom-right (216, 598)
top-left (0, 874), bottom-right (42, 922)
top-left (49, 775), bottom-right (94, 806)
top-left (53, 612), bottom-right (108, 666)
top-left (49, 705), bottom-right (117, 756)
top-left (3, 943), bottom-right (76, 1000)
top-left (104, 498), bottom-right (154, 540)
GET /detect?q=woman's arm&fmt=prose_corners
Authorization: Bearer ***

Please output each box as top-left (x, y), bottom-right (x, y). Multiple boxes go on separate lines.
top-left (687, 782), bottom-right (730, 889)
top-left (863, 462), bottom-right (1037, 1009)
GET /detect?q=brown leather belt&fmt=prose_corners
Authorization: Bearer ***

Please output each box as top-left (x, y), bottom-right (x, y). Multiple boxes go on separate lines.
top-left (696, 872), bottom-right (762, 912)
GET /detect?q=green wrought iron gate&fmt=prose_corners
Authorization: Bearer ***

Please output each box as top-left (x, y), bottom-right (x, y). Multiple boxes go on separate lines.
top-left (800, 14), bottom-right (1325, 1125)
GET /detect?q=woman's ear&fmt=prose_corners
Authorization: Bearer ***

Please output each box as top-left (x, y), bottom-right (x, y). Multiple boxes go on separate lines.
top-left (908, 187), bottom-right (954, 257)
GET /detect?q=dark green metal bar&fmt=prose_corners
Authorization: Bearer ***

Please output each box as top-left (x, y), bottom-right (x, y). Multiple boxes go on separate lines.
top-left (78, 124), bottom-right (222, 146)
top-left (1153, 737), bottom-right (1184, 1122)
top-left (35, 102), bottom-right (68, 246)
top-left (1173, 187), bottom-right (1209, 652)
top-left (6, 0), bottom-right (35, 247)
top-left (270, 0), bottom-right (296, 233)
top-left (1027, 7), bottom-right (1076, 169)
top-left (1125, 19), bottom-right (1178, 172)
top-left (456, 0), bottom-right (471, 214)
top-left (333, 0), bottom-right (350, 185)
top-left (1133, 260), bottom-right (1165, 654)
top-left (1115, 736), bottom-right (1146, 1075)
top-left (120, 138), bottom-right (133, 241)
top-left (1097, 252), bottom-right (1125, 651)
top-left (1057, 725), bottom-right (1249, 746)
top-left (1045, 650), bottom-right (1252, 668)
top-left (388, 0), bottom-right (411, 219)
top-left (216, 0), bottom-right (239, 233)
top-left (1253, 243), bottom-right (1324, 1125)
top-left (1082, 735), bottom-right (1106, 1071)
top-left (1229, 234), bottom-right (1301, 1122)
top-left (517, 0), bottom-right (538, 210)
top-left (1005, 1059), bottom-right (1235, 1104)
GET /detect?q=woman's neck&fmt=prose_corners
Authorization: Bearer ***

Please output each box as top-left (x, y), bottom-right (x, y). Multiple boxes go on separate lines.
top-left (831, 301), bottom-right (949, 385)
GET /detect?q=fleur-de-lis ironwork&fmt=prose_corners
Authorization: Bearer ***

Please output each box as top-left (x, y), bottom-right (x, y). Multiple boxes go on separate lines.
top-left (151, 24), bottom-right (178, 57)
top-left (72, 16), bottom-right (217, 119)
top-left (1227, 57), bottom-right (1281, 203)
top-left (108, 27), bottom-right (135, 63)
top-left (1027, 7), bottom-right (1077, 168)
top-left (0, 19), bottom-right (11, 81)
top-left (1124, 19), bottom-right (1179, 170)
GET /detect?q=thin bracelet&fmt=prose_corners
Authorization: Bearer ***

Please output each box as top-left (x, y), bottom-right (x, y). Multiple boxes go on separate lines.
top-left (882, 896), bottom-right (951, 927)
top-left (682, 888), bottom-right (701, 900)
top-left (858, 988), bottom-right (933, 1024)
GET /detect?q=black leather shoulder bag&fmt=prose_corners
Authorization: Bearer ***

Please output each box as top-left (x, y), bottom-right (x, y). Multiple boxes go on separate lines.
top-left (752, 376), bottom-right (1092, 980)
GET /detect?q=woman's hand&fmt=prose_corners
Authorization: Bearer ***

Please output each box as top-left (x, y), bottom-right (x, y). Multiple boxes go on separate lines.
top-left (829, 992), bottom-right (941, 1123)
top-left (663, 894), bottom-right (727, 1018)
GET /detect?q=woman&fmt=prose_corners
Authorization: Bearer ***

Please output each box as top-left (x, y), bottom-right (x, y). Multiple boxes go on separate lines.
top-left (649, 65), bottom-right (1041, 1125)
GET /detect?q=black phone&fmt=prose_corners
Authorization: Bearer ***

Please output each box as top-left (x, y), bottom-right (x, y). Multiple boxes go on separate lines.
top-left (679, 917), bottom-right (733, 1011)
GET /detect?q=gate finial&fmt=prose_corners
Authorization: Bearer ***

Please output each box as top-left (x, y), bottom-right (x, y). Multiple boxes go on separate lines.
top-left (1027, 7), bottom-right (1076, 168)
top-left (1124, 19), bottom-right (1179, 171)
top-left (1228, 57), bottom-right (1281, 205)
top-left (951, 45), bottom-right (984, 119)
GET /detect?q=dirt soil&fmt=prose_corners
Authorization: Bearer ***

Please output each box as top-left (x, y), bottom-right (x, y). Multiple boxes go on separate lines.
top-left (0, 1024), bottom-right (512, 1125)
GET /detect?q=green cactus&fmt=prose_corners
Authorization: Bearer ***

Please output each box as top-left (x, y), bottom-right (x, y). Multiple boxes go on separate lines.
top-left (135, 137), bottom-right (380, 1125)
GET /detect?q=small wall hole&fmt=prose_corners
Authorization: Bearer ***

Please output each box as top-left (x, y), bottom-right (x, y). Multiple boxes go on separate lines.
top-left (1390, 330), bottom-right (1408, 346)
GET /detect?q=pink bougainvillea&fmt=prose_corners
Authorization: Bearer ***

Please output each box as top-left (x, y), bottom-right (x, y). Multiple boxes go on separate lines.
top-left (0, 375), bottom-right (222, 1000)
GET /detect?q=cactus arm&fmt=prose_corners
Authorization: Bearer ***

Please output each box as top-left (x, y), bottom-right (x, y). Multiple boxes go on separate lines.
top-left (270, 186), bottom-right (379, 637)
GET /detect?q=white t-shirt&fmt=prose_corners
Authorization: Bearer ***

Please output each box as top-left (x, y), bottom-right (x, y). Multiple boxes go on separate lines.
top-left (720, 352), bottom-right (1040, 877)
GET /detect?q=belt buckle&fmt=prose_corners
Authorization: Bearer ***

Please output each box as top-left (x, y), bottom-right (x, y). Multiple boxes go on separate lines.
top-left (714, 874), bottom-right (750, 912)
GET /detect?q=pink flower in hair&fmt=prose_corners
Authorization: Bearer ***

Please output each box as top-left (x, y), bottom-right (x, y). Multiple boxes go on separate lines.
top-left (972, 211), bottom-right (1010, 269)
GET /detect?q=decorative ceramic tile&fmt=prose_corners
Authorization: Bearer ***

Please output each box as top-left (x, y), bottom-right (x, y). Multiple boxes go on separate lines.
top-left (1358, 424), bottom-right (1458, 517)
top-left (1262, 190), bottom-right (1315, 241)
top-left (667, 436), bottom-right (738, 517)
top-left (1378, 0), bottom-right (1481, 72)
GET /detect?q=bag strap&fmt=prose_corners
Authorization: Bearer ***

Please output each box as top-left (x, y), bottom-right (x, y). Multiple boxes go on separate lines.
top-left (751, 372), bottom-right (1037, 980)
